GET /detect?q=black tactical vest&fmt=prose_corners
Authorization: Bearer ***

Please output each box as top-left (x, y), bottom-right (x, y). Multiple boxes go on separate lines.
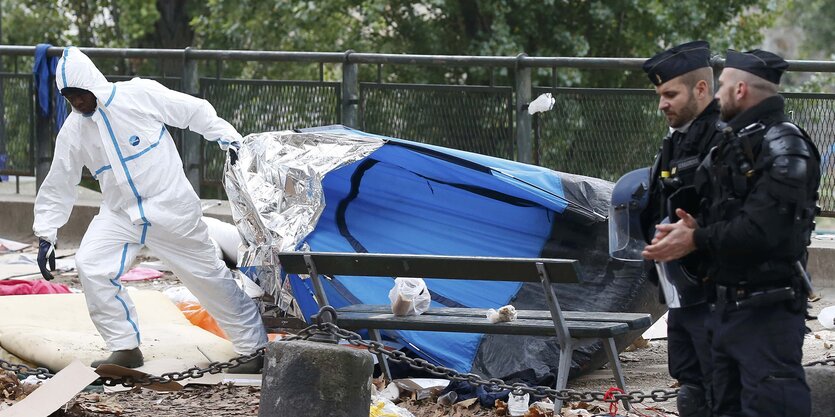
top-left (695, 98), bottom-right (820, 288)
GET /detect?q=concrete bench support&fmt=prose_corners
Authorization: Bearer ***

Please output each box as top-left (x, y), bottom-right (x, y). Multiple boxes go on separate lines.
top-left (259, 340), bottom-right (374, 417)
top-left (807, 366), bottom-right (835, 417)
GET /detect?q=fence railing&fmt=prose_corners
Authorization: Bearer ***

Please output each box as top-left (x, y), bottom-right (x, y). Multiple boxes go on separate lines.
top-left (1, 46), bottom-right (834, 213)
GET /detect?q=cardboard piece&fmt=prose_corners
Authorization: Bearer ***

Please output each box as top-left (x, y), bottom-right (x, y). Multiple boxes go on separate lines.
top-left (393, 378), bottom-right (449, 400)
top-left (95, 364), bottom-right (183, 392)
top-left (0, 254), bottom-right (75, 280)
top-left (642, 311), bottom-right (669, 340)
top-left (137, 260), bottom-right (172, 272)
top-left (0, 265), bottom-right (40, 280)
top-left (99, 357), bottom-right (262, 389)
top-left (0, 360), bottom-right (98, 417)
top-left (183, 373), bottom-right (262, 387)
top-left (0, 238), bottom-right (29, 253)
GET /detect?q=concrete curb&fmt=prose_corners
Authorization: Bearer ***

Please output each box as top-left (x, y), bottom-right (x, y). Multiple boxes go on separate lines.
top-left (808, 240), bottom-right (835, 290)
top-left (807, 366), bottom-right (835, 417)
top-left (0, 195), bottom-right (233, 246)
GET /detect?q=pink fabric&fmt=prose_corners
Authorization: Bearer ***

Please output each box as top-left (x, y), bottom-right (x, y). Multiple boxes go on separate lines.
top-left (0, 279), bottom-right (71, 295)
top-left (120, 267), bottom-right (163, 282)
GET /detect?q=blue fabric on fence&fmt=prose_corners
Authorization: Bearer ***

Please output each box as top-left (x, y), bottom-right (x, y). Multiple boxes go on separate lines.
top-left (33, 44), bottom-right (68, 131)
top-left (0, 153), bottom-right (7, 182)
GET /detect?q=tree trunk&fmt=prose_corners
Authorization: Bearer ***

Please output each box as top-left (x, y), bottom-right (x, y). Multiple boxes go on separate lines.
top-left (150, 0), bottom-right (194, 77)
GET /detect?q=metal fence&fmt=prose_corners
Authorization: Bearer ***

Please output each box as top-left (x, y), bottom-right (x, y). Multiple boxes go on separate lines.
top-left (536, 87), bottom-right (666, 181)
top-left (1, 47), bottom-right (834, 213)
top-left (201, 79), bottom-right (342, 191)
top-left (361, 83), bottom-right (514, 159)
top-left (0, 73), bottom-right (34, 176)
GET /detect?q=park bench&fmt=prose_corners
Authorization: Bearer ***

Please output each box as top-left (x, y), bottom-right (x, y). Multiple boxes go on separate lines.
top-left (277, 251), bottom-right (651, 407)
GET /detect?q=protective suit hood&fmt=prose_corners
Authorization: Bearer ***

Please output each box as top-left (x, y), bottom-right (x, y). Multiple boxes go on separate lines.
top-left (55, 47), bottom-right (113, 105)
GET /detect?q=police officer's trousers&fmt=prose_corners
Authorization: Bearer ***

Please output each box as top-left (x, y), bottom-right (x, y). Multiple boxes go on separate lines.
top-left (707, 302), bottom-right (810, 417)
top-left (669, 303), bottom-right (712, 385)
top-left (668, 303), bottom-right (712, 415)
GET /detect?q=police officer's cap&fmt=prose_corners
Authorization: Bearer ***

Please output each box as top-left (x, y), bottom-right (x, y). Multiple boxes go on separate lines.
top-left (642, 40), bottom-right (711, 86)
top-left (724, 49), bottom-right (789, 85)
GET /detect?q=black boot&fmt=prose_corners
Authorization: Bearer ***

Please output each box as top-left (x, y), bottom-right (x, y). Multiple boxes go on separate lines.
top-left (677, 383), bottom-right (711, 417)
top-left (91, 348), bottom-right (144, 368)
top-left (225, 356), bottom-right (263, 374)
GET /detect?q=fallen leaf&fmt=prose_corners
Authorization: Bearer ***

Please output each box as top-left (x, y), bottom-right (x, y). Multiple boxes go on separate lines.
top-left (453, 397), bottom-right (478, 409)
top-left (495, 399), bottom-right (508, 416)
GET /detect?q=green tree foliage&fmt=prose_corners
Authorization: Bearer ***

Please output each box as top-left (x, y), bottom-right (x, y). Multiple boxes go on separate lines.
top-left (2, 0), bottom-right (160, 73)
top-left (786, 0), bottom-right (835, 58)
top-left (3, 0), bottom-right (158, 48)
top-left (2, 0), bottom-right (782, 85)
top-left (189, 0), bottom-right (780, 86)
top-left (0, 0), bottom-right (794, 186)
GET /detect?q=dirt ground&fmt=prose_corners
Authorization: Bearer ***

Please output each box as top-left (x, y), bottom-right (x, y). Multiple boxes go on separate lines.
top-left (2, 245), bottom-right (834, 417)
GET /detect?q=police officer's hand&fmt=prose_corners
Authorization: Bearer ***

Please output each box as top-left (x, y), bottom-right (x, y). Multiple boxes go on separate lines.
top-left (642, 209), bottom-right (697, 262)
top-left (651, 209), bottom-right (698, 244)
top-left (37, 239), bottom-right (56, 281)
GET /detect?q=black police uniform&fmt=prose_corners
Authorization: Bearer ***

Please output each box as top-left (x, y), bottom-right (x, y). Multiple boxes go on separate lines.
top-left (693, 50), bottom-right (819, 417)
top-left (641, 41), bottom-right (722, 417)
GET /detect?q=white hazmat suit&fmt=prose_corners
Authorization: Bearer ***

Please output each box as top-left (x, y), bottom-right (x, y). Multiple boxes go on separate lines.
top-left (33, 47), bottom-right (267, 355)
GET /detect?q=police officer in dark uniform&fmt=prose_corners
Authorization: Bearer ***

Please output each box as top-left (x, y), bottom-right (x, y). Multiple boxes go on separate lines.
top-left (643, 49), bottom-right (819, 417)
top-left (640, 40), bottom-right (723, 417)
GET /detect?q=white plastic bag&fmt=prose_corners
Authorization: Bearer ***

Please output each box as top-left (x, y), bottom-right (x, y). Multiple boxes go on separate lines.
top-left (389, 277), bottom-right (431, 316)
top-left (487, 305), bottom-right (518, 323)
top-left (507, 392), bottom-right (530, 416)
top-left (370, 395), bottom-right (416, 417)
top-left (819, 306), bottom-right (835, 329)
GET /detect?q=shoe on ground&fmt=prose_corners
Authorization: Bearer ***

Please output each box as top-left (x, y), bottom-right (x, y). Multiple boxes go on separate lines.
top-left (91, 348), bottom-right (144, 368)
top-left (225, 356), bottom-right (263, 374)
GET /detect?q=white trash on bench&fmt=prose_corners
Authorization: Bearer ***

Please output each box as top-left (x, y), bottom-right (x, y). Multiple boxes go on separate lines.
top-left (487, 305), bottom-right (518, 323)
top-left (389, 277), bottom-right (431, 316)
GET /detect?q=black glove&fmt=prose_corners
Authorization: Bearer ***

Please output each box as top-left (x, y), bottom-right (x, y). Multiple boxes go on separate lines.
top-left (228, 147), bottom-right (239, 166)
top-left (37, 239), bottom-right (56, 281)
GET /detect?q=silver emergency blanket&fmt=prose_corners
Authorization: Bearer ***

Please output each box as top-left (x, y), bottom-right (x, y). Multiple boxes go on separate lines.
top-left (224, 130), bottom-right (384, 310)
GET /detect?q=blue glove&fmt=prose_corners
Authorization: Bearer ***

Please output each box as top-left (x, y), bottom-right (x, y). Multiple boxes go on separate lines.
top-left (37, 239), bottom-right (56, 281)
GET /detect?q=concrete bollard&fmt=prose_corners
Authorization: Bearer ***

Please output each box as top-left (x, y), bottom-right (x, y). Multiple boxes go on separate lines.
top-left (259, 340), bottom-right (374, 417)
top-left (807, 366), bottom-right (835, 417)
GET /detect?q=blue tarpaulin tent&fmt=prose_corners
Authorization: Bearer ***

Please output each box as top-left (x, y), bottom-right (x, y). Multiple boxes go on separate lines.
top-left (245, 126), bottom-right (658, 380)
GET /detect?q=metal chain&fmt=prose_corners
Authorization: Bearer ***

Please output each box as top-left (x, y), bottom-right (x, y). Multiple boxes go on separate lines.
top-left (5, 309), bottom-right (833, 396)
top-left (96, 326), bottom-right (320, 387)
top-left (0, 326), bottom-right (317, 387)
top-left (0, 358), bottom-right (54, 380)
top-left (303, 313), bottom-right (679, 405)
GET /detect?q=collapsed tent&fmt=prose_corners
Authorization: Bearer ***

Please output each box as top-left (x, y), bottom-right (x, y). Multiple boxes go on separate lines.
top-left (226, 125), bottom-right (663, 381)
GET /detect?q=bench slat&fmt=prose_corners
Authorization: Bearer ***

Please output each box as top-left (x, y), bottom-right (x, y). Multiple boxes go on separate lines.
top-left (277, 251), bottom-right (580, 284)
top-left (337, 305), bottom-right (651, 330)
top-left (336, 312), bottom-right (630, 338)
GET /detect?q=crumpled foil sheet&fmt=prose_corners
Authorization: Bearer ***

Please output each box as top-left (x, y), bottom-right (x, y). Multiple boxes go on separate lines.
top-left (224, 130), bottom-right (384, 313)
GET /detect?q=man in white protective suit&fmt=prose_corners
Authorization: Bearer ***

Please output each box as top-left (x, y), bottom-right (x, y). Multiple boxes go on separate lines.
top-left (32, 47), bottom-right (268, 372)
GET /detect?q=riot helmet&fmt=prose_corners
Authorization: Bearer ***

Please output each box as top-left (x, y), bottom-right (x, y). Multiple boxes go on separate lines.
top-left (609, 167), bottom-right (650, 261)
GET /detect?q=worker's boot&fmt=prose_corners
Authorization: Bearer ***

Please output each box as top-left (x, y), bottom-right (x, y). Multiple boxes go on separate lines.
top-left (225, 356), bottom-right (264, 374)
top-left (91, 348), bottom-right (144, 369)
